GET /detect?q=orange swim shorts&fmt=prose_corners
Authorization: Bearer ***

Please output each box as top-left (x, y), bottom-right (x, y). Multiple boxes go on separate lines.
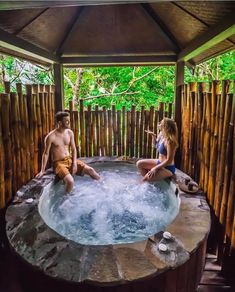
top-left (53, 157), bottom-right (86, 179)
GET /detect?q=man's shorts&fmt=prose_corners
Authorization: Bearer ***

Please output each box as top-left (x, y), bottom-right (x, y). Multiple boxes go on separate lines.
top-left (53, 157), bottom-right (86, 179)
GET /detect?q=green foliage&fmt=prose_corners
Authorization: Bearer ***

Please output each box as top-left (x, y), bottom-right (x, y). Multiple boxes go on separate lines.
top-left (0, 50), bottom-right (234, 107)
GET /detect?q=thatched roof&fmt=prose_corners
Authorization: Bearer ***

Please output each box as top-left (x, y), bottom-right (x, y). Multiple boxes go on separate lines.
top-left (0, 1), bottom-right (234, 66)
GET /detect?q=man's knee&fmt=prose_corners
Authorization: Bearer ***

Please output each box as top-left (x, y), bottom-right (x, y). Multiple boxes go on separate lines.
top-left (64, 174), bottom-right (74, 187)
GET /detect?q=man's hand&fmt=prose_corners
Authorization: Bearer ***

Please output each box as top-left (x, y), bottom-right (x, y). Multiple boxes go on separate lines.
top-left (36, 171), bottom-right (45, 179)
top-left (72, 163), bottom-right (77, 175)
top-left (143, 167), bottom-right (158, 181)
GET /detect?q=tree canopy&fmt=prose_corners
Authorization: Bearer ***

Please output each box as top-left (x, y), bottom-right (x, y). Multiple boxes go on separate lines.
top-left (0, 50), bottom-right (234, 110)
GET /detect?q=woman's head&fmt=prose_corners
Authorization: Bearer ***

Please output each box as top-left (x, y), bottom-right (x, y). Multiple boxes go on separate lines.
top-left (159, 118), bottom-right (178, 147)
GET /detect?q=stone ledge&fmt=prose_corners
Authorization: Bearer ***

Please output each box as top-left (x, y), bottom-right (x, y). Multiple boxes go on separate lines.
top-left (5, 157), bottom-right (210, 286)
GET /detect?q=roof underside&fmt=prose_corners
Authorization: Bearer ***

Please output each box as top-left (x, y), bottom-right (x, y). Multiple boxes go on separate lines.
top-left (0, 1), bottom-right (234, 66)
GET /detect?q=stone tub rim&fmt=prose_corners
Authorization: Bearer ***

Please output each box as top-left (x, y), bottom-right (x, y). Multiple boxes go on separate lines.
top-left (5, 156), bottom-right (211, 287)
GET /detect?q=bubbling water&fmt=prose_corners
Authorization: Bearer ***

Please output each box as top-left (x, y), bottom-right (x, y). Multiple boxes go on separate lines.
top-left (39, 163), bottom-right (179, 245)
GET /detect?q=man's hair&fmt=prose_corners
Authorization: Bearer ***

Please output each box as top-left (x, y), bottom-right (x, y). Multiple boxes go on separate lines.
top-left (55, 111), bottom-right (70, 123)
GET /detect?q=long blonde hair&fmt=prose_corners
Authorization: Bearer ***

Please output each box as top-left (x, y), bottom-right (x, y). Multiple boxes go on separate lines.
top-left (161, 118), bottom-right (178, 148)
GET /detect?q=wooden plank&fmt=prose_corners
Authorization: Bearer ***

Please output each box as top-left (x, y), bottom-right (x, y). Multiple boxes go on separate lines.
top-left (95, 105), bottom-right (100, 156)
top-left (122, 106), bottom-right (126, 156)
top-left (103, 106), bottom-right (108, 156)
top-left (178, 13), bottom-right (235, 62)
top-left (135, 110), bottom-right (140, 158)
top-left (0, 28), bottom-right (58, 63)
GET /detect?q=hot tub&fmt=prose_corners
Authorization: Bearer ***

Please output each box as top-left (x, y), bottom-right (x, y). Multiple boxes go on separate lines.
top-left (6, 157), bottom-right (210, 292)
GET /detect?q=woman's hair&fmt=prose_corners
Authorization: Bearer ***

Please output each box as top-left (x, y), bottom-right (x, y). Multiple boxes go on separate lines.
top-left (161, 118), bottom-right (178, 148)
top-left (55, 111), bottom-right (70, 123)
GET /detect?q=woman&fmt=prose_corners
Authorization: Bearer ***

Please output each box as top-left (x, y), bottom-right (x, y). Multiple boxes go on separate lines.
top-left (136, 118), bottom-right (178, 181)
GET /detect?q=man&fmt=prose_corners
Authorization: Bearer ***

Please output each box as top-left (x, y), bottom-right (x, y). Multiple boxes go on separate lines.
top-left (36, 111), bottom-right (100, 193)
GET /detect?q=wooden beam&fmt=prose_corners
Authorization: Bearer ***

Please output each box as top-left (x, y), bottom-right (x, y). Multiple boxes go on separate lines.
top-left (56, 7), bottom-right (84, 55)
top-left (174, 61), bottom-right (184, 168)
top-left (61, 55), bottom-right (176, 66)
top-left (0, 28), bottom-right (59, 63)
top-left (141, 3), bottom-right (180, 53)
top-left (0, 1), bottom-right (162, 10)
top-left (178, 13), bottom-right (235, 62)
top-left (53, 64), bottom-right (64, 111)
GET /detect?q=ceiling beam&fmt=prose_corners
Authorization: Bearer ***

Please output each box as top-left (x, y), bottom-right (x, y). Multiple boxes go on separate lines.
top-left (61, 55), bottom-right (176, 66)
top-left (0, 1), bottom-right (162, 10)
top-left (178, 12), bottom-right (235, 62)
top-left (141, 3), bottom-right (180, 53)
top-left (56, 7), bottom-right (84, 55)
top-left (0, 28), bottom-right (59, 63)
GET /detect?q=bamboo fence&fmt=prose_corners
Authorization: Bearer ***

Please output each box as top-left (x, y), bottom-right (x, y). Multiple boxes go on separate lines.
top-left (0, 82), bottom-right (55, 209)
top-left (0, 83), bottom-right (172, 209)
top-left (180, 80), bottom-right (235, 250)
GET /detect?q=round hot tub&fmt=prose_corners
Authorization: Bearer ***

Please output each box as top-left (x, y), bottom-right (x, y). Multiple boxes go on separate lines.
top-left (6, 157), bottom-right (210, 292)
top-left (39, 162), bottom-right (179, 246)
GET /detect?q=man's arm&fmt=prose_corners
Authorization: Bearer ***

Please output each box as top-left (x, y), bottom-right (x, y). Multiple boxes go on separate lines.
top-left (36, 134), bottom-right (52, 178)
top-left (70, 130), bottom-right (77, 175)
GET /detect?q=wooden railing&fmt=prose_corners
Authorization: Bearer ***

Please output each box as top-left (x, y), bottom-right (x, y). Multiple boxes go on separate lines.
top-left (0, 83), bottom-right (55, 208)
top-left (180, 80), bottom-right (235, 250)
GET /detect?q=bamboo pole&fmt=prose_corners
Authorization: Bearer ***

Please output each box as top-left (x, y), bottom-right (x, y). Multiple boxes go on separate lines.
top-left (135, 110), bottom-right (140, 158)
top-left (10, 92), bottom-right (22, 189)
top-left (1, 93), bottom-right (12, 204)
top-left (126, 111), bottom-right (130, 157)
top-left (130, 105), bottom-right (135, 157)
top-left (108, 109), bottom-right (112, 156)
top-left (95, 105), bottom-right (100, 156)
top-left (87, 105), bottom-right (92, 157)
top-left (117, 110), bottom-right (121, 156)
top-left (215, 92), bottom-right (233, 216)
top-left (203, 92), bottom-right (211, 190)
top-left (220, 93), bottom-right (235, 225)
top-left (103, 107), bottom-right (108, 156)
top-left (112, 105), bottom-right (117, 156)
top-left (147, 106), bottom-right (154, 158)
top-left (143, 110), bottom-right (149, 158)
top-left (4, 81), bottom-right (10, 94)
top-left (84, 110), bottom-right (89, 156)
top-left (153, 110), bottom-right (159, 158)
top-left (208, 95), bottom-right (220, 206)
top-left (226, 99), bottom-right (235, 239)
top-left (99, 107), bottom-right (104, 156)
top-left (91, 110), bottom-right (97, 156)
top-left (74, 110), bottom-right (79, 157)
top-left (158, 102), bottom-right (164, 121)
top-left (122, 106), bottom-right (126, 156)
top-left (139, 106), bottom-right (144, 158)
top-left (79, 99), bottom-right (85, 157)
top-left (0, 99), bottom-right (5, 208)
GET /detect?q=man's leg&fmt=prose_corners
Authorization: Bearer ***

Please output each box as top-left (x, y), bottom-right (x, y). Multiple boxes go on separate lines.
top-left (83, 165), bottom-right (100, 180)
top-left (63, 173), bottom-right (74, 193)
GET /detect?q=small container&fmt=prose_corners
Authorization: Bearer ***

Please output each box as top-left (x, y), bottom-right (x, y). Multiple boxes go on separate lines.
top-left (158, 243), bottom-right (168, 252)
top-left (25, 198), bottom-right (34, 204)
top-left (163, 231), bottom-right (172, 240)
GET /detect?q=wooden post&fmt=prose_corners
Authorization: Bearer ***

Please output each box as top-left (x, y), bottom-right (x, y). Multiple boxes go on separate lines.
top-left (53, 63), bottom-right (64, 112)
top-left (175, 61), bottom-right (184, 167)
